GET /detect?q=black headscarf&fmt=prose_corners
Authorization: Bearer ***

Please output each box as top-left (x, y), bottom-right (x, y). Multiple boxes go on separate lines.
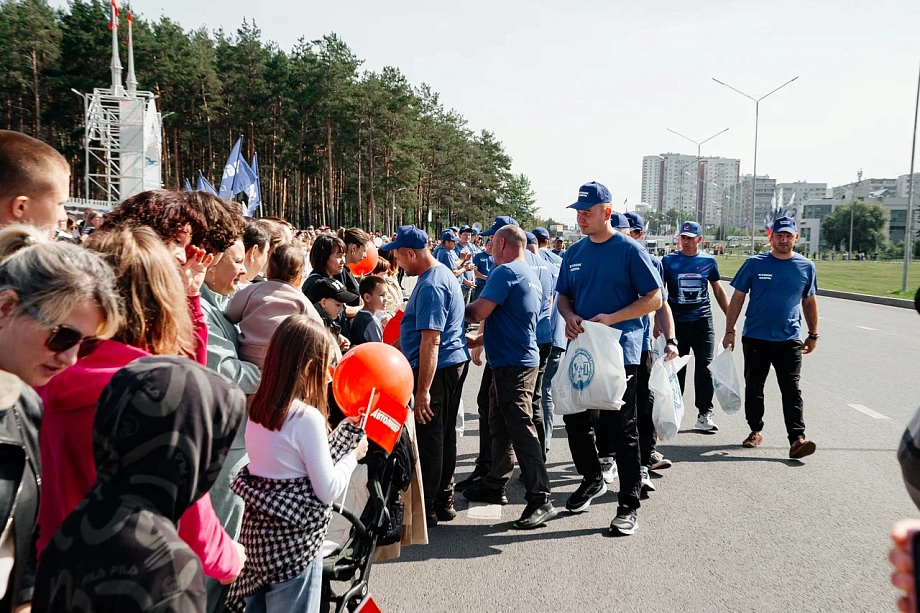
top-left (33, 356), bottom-right (245, 613)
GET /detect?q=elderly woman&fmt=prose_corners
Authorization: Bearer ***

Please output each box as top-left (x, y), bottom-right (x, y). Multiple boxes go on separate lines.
top-left (0, 226), bottom-right (120, 613)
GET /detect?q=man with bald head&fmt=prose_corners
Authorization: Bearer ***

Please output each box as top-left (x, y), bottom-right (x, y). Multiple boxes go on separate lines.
top-left (463, 225), bottom-right (556, 529)
top-left (0, 130), bottom-right (70, 232)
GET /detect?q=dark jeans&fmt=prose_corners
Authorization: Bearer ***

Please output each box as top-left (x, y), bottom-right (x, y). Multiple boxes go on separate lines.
top-left (563, 365), bottom-right (641, 511)
top-left (484, 365), bottom-right (551, 505)
top-left (741, 337), bottom-right (806, 444)
top-left (530, 344), bottom-right (552, 456)
top-left (675, 316), bottom-right (715, 415)
top-left (541, 346), bottom-right (565, 452)
top-left (474, 364), bottom-right (493, 475)
top-left (636, 349), bottom-right (656, 467)
top-left (415, 361), bottom-right (469, 508)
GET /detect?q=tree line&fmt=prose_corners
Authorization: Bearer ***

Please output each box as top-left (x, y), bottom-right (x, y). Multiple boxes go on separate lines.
top-left (0, 0), bottom-right (542, 230)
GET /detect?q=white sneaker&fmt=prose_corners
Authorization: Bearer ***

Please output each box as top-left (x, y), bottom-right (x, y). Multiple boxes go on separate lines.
top-left (695, 412), bottom-right (719, 432)
top-left (600, 457), bottom-right (618, 484)
top-left (640, 466), bottom-right (656, 497)
top-left (609, 507), bottom-right (638, 536)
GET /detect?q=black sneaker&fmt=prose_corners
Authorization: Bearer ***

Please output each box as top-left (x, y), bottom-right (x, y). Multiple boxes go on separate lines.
top-left (512, 501), bottom-right (558, 530)
top-left (426, 510), bottom-right (439, 528)
top-left (455, 470), bottom-right (487, 492)
top-left (462, 484), bottom-right (508, 505)
top-left (609, 506), bottom-right (638, 536)
top-left (435, 498), bottom-right (457, 522)
top-left (565, 478), bottom-right (607, 514)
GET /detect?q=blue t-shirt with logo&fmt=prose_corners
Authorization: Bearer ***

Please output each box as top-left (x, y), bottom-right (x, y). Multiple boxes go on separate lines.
top-left (455, 241), bottom-right (478, 285)
top-left (525, 249), bottom-right (553, 346)
top-left (480, 259), bottom-right (541, 368)
top-left (539, 249), bottom-right (566, 350)
top-left (556, 232), bottom-right (662, 365)
top-left (435, 246), bottom-right (459, 276)
top-left (551, 248), bottom-right (566, 258)
top-left (472, 251), bottom-right (493, 288)
top-left (642, 254), bottom-right (665, 351)
top-left (730, 253), bottom-right (817, 342)
top-left (661, 251), bottom-right (722, 323)
top-left (401, 263), bottom-right (470, 370)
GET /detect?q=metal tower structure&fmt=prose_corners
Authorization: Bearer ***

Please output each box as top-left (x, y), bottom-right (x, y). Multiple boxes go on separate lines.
top-left (76, 5), bottom-right (162, 205)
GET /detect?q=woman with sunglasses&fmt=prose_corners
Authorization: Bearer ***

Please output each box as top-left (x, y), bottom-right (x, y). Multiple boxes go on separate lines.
top-left (35, 226), bottom-right (246, 588)
top-left (0, 225), bottom-right (120, 613)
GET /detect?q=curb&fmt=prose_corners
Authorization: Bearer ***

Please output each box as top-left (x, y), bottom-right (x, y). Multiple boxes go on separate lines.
top-left (720, 276), bottom-right (914, 310)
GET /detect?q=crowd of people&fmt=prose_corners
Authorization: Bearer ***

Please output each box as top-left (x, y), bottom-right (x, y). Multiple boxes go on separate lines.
top-left (0, 128), bottom-right (826, 612)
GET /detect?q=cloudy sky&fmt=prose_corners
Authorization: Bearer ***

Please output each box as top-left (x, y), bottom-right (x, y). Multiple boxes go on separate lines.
top-left (63, 0), bottom-right (920, 223)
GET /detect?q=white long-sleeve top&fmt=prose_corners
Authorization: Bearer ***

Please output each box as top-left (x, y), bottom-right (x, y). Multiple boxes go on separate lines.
top-left (245, 400), bottom-right (358, 505)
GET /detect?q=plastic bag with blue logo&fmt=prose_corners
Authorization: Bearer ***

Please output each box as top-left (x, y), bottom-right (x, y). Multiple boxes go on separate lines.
top-left (708, 348), bottom-right (742, 415)
top-left (649, 354), bottom-right (692, 441)
top-left (550, 320), bottom-right (627, 415)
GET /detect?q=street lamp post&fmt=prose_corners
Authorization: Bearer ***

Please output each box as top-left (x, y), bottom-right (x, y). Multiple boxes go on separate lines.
top-left (667, 127), bottom-right (729, 224)
top-left (903, 60), bottom-right (920, 292)
top-left (713, 76), bottom-right (799, 254)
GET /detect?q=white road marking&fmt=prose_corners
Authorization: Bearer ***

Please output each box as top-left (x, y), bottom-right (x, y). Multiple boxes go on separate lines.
top-left (467, 503), bottom-right (503, 520)
top-left (856, 326), bottom-right (877, 331)
top-left (847, 403), bottom-right (889, 420)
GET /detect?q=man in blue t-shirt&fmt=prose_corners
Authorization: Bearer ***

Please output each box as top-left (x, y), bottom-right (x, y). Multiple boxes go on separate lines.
top-left (471, 239), bottom-right (493, 302)
top-left (434, 230), bottom-right (472, 282)
top-left (463, 225), bottom-right (556, 530)
top-left (455, 225), bottom-right (478, 301)
top-left (722, 216), bottom-right (819, 459)
top-left (382, 225), bottom-right (471, 526)
top-left (534, 227), bottom-right (565, 453)
top-left (661, 221), bottom-right (730, 432)
top-left (552, 236), bottom-right (566, 257)
top-left (555, 181), bottom-right (663, 536)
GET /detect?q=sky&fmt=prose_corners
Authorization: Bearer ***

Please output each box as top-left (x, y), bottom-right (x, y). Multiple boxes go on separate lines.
top-left (60, 0), bottom-right (920, 224)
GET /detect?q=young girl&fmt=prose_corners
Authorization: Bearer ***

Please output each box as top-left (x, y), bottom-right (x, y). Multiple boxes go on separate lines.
top-left (225, 243), bottom-right (321, 368)
top-left (228, 315), bottom-right (368, 613)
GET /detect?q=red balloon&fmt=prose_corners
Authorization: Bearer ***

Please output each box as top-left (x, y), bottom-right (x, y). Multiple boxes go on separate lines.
top-left (332, 342), bottom-right (413, 418)
top-left (348, 242), bottom-right (379, 276)
top-left (382, 310), bottom-right (403, 346)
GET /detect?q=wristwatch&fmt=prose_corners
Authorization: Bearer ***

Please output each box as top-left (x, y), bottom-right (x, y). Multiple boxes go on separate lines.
top-left (666, 338), bottom-right (679, 347)
top-left (807, 332), bottom-right (819, 340)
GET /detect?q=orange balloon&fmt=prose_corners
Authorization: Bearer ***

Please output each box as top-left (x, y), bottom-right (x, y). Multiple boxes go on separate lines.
top-left (382, 310), bottom-right (403, 346)
top-left (348, 241), bottom-right (379, 276)
top-left (332, 342), bottom-right (413, 417)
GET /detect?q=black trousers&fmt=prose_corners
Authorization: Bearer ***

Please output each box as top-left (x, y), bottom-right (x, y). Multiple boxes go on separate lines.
top-left (530, 344), bottom-right (552, 456)
top-left (741, 337), bottom-right (806, 444)
top-left (475, 363), bottom-right (493, 475)
top-left (635, 349), bottom-right (656, 467)
top-left (675, 316), bottom-right (716, 415)
top-left (484, 365), bottom-right (550, 504)
top-left (415, 361), bottom-right (469, 508)
top-left (563, 365), bottom-right (641, 511)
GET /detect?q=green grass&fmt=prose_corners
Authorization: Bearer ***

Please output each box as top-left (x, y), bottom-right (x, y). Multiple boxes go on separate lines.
top-left (715, 255), bottom-right (920, 299)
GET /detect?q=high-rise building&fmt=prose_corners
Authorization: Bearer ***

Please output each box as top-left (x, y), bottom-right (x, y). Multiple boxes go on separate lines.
top-left (775, 181), bottom-right (828, 208)
top-left (640, 153), bottom-right (740, 226)
top-left (726, 175), bottom-right (776, 232)
top-left (831, 177), bottom-right (897, 201)
top-left (897, 173), bottom-right (920, 200)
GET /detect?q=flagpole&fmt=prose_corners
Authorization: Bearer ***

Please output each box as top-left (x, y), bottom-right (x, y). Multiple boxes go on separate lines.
top-left (902, 59), bottom-right (920, 292)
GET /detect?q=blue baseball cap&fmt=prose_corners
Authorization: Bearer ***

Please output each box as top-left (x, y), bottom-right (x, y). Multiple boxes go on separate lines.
top-left (525, 231), bottom-right (538, 245)
top-left (679, 221), bottom-right (703, 237)
top-left (532, 227), bottom-right (550, 241)
top-left (440, 230), bottom-right (459, 242)
top-left (458, 225), bottom-right (472, 234)
top-left (481, 216), bottom-right (519, 236)
top-left (471, 228), bottom-right (480, 236)
top-left (380, 225), bottom-right (429, 251)
top-left (610, 211), bottom-right (630, 229)
top-left (568, 181), bottom-right (612, 210)
top-left (773, 216), bottom-right (797, 234)
top-left (625, 212), bottom-right (644, 232)
top-left (449, 226), bottom-right (460, 233)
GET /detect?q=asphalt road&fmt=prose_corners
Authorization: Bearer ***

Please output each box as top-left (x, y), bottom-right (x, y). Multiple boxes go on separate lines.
top-left (370, 287), bottom-right (919, 612)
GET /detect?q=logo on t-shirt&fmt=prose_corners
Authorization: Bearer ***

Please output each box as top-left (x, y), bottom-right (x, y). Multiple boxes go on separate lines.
top-left (569, 262), bottom-right (582, 273)
top-left (758, 273), bottom-right (773, 281)
top-left (568, 348), bottom-right (595, 390)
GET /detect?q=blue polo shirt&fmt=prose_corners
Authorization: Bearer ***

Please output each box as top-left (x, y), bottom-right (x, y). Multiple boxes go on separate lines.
top-left (539, 249), bottom-right (565, 350)
top-left (661, 251), bottom-right (722, 322)
top-left (556, 232), bottom-right (662, 365)
top-left (525, 250), bottom-right (553, 346)
top-left (730, 252), bottom-right (817, 342)
top-left (400, 263), bottom-right (470, 370)
top-left (480, 259), bottom-right (541, 368)
top-left (472, 251), bottom-right (494, 288)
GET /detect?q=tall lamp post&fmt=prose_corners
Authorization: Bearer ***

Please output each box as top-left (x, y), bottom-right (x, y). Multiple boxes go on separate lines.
top-left (667, 127), bottom-right (729, 224)
top-left (713, 76), bottom-right (799, 254)
top-left (903, 60), bottom-right (920, 292)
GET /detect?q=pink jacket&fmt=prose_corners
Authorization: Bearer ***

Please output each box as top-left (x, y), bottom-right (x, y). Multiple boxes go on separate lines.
top-left (35, 295), bottom-right (241, 581)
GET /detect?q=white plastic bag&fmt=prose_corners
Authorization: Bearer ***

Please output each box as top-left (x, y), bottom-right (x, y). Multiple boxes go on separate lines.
top-left (649, 354), bottom-right (692, 442)
top-left (708, 349), bottom-right (742, 415)
top-left (456, 399), bottom-right (465, 437)
top-left (650, 332), bottom-right (667, 363)
top-left (551, 321), bottom-right (626, 415)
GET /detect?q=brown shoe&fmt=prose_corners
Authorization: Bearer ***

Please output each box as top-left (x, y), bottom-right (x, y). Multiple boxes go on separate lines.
top-left (789, 439), bottom-right (817, 459)
top-left (742, 432), bottom-right (763, 448)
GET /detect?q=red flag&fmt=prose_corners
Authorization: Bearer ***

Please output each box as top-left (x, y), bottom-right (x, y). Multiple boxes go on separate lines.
top-left (353, 595), bottom-right (382, 613)
top-left (108, 0), bottom-right (118, 29)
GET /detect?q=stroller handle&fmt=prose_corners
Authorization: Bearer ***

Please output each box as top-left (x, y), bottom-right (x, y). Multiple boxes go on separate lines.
top-left (331, 502), bottom-right (369, 538)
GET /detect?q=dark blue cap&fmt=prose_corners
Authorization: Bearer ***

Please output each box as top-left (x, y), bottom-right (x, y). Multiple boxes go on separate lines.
top-left (679, 221), bottom-right (703, 237)
top-left (440, 230), bottom-right (459, 242)
top-left (471, 228), bottom-right (480, 235)
top-left (532, 227), bottom-right (550, 240)
top-left (625, 212), bottom-right (644, 232)
top-left (568, 181), bottom-right (612, 210)
top-left (481, 216), bottom-right (519, 236)
top-left (554, 236), bottom-right (564, 242)
top-left (380, 225), bottom-right (429, 251)
top-left (449, 226), bottom-right (460, 233)
top-left (458, 225), bottom-right (472, 234)
top-left (773, 216), bottom-right (797, 234)
top-left (525, 231), bottom-right (538, 245)
top-left (610, 212), bottom-right (630, 229)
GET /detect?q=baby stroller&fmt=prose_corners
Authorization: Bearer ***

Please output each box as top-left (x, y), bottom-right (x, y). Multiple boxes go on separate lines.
top-left (321, 420), bottom-right (415, 612)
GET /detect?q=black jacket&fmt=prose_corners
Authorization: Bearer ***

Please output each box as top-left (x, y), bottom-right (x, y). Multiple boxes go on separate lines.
top-left (0, 372), bottom-right (41, 613)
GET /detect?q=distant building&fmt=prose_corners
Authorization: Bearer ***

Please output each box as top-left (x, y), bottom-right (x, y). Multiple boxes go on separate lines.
top-left (640, 153), bottom-right (740, 226)
top-left (798, 196), bottom-right (919, 251)
top-left (831, 177), bottom-right (897, 201)
top-left (725, 175), bottom-right (775, 232)
top-left (775, 181), bottom-right (828, 207)
top-left (897, 173), bottom-right (920, 200)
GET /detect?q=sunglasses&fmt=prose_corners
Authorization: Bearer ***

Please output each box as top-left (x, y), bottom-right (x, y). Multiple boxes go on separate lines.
top-left (27, 306), bottom-right (102, 359)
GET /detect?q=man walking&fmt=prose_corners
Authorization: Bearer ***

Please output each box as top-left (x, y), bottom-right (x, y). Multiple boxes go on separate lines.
top-left (661, 221), bottom-right (730, 432)
top-left (556, 182), bottom-right (663, 536)
top-left (382, 226), bottom-right (471, 526)
top-left (722, 216), bottom-right (819, 459)
top-left (534, 227), bottom-right (564, 452)
top-left (463, 225), bottom-right (556, 530)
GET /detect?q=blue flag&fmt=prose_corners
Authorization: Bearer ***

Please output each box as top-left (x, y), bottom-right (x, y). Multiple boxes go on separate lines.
top-left (231, 157), bottom-right (257, 217)
top-left (197, 171), bottom-right (217, 196)
top-left (246, 153), bottom-right (262, 217)
top-left (218, 138), bottom-right (243, 199)
top-left (183, 178), bottom-right (192, 192)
